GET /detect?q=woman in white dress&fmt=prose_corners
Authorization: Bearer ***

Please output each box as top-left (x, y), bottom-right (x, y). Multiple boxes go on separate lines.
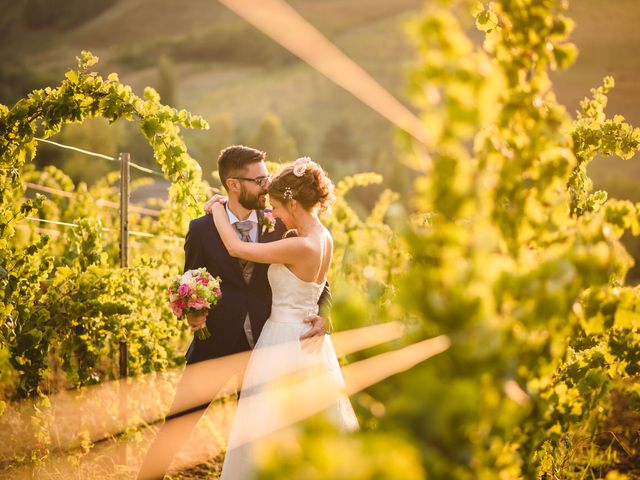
top-left (210, 157), bottom-right (358, 480)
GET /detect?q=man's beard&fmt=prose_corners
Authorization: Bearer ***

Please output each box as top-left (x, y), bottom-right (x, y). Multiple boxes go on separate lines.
top-left (239, 186), bottom-right (267, 210)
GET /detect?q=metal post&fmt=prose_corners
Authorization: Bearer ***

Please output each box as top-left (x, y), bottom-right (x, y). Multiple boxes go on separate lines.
top-left (119, 152), bottom-right (130, 466)
top-left (119, 152), bottom-right (130, 270)
top-left (119, 152), bottom-right (130, 378)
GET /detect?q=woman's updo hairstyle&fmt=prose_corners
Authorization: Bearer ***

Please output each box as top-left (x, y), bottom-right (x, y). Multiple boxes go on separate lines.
top-left (268, 157), bottom-right (335, 212)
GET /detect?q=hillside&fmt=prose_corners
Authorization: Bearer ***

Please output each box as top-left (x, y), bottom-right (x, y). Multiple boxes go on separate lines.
top-left (0, 0), bottom-right (638, 194)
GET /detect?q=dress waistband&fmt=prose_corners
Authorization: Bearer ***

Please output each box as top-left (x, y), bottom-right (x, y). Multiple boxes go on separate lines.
top-left (268, 305), bottom-right (318, 324)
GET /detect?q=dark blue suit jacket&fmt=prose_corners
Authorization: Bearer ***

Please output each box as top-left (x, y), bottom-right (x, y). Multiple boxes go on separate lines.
top-left (183, 211), bottom-right (330, 364)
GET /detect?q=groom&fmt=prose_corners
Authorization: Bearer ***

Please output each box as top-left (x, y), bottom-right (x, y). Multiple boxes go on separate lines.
top-left (185, 144), bottom-right (331, 357)
top-left (137, 145), bottom-right (330, 479)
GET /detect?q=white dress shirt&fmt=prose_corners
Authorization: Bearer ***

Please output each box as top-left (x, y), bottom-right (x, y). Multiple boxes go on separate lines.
top-left (225, 204), bottom-right (258, 242)
top-left (225, 204), bottom-right (259, 348)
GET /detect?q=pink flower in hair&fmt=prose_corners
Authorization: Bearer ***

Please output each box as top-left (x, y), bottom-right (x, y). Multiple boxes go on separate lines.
top-left (292, 156), bottom-right (312, 177)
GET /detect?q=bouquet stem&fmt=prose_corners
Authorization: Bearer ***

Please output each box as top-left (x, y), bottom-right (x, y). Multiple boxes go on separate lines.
top-left (195, 325), bottom-right (212, 340)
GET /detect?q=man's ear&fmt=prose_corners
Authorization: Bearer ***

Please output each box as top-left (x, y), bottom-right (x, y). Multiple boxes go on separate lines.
top-left (225, 178), bottom-right (238, 192)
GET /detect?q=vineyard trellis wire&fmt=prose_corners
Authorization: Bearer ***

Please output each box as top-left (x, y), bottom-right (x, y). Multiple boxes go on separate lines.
top-left (21, 137), bottom-right (188, 242)
top-left (24, 140), bottom-right (181, 467)
top-left (23, 138), bottom-right (194, 458)
top-left (24, 182), bottom-right (161, 217)
top-left (23, 217), bottom-right (182, 242)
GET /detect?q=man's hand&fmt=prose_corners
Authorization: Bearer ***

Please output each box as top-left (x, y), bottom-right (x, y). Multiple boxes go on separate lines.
top-left (300, 314), bottom-right (329, 352)
top-left (300, 314), bottom-right (329, 339)
top-left (204, 194), bottom-right (228, 214)
top-left (186, 312), bottom-right (207, 332)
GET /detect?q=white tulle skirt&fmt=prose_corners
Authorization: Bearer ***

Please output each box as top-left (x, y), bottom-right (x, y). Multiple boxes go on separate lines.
top-left (220, 310), bottom-right (358, 480)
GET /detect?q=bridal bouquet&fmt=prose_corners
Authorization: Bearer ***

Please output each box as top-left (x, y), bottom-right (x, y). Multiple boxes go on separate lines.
top-left (168, 268), bottom-right (222, 340)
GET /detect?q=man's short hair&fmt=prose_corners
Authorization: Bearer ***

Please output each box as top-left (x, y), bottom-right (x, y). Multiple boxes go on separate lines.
top-left (217, 145), bottom-right (266, 191)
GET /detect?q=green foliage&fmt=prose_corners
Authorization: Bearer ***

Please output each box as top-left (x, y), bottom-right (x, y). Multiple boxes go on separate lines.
top-left (0, 50), bottom-right (404, 472)
top-left (250, 114), bottom-right (298, 163)
top-left (50, 117), bottom-right (123, 184)
top-left (0, 199), bottom-right (53, 398)
top-left (258, 1), bottom-right (640, 479)
top-left (0, 50), bottom-right (210, 232)
top-left (258, 423), bottom-right (425, 480)
top-left (1, 2), bottom-right (640, 477)
top-left (401, 1), bottom-right (640, 477)
top-left (324, 172), bottom-right (407, 331)
top-left (320, 119), bottom-right (362, 176)
top-left (569, 77), bottom-right (640, 217)
top-left (0, 51), bottom-right (208, 399)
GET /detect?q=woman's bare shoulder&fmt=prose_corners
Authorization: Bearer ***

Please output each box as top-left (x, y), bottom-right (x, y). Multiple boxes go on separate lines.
top-left (321, 225), bottom-right (333, 247)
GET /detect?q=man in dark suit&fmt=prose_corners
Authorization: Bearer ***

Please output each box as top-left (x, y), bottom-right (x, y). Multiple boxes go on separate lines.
top-left (137, 145), bottom-right (330, 479)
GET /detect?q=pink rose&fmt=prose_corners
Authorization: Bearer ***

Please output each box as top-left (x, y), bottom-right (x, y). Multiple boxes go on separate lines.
top-left (188, 298), bottom-right (207, 310)
top-left (214, 287), bottom-right (222, 297)
top-left (170, 303), bottom-right (183, 317)
top-left (197, 276), bottom-right (209, 285)
top-left (178, 284), bottom-right (190, 297)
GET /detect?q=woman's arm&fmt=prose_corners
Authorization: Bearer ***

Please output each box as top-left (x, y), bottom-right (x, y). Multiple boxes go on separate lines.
top-left (211, 203), bottom-right (311, 265)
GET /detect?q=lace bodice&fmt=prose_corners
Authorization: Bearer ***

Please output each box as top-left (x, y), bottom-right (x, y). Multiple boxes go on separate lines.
top-left (267, 263), bottom-right (326, 323)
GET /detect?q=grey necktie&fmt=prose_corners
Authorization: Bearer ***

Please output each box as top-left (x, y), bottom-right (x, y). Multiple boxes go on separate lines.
top-left (235, 220), bottom-right (255, 283)
top-left (235, 220), bottom-right (256, 347)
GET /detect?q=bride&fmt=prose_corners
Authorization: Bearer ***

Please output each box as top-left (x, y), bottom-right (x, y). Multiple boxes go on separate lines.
top-left (209, 157), bottom-right (358, 479)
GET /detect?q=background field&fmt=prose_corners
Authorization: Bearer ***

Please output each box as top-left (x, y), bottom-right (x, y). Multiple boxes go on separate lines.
top-left (1, 0), bottom-right (639, 196)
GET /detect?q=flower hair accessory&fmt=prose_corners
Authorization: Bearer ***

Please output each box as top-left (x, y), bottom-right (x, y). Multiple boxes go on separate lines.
top-left (292, 156), bottom-right (312, 177)
top-left (283, 186), bottom-right (294, 200)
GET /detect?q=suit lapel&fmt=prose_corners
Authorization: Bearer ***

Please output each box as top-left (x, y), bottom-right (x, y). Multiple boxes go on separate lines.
top-left (248, 210), bottom-right (265, 287)
top-left (210, 215), bottom-right (246, 286)
top-left (257, 209), bottom-right (264, 243)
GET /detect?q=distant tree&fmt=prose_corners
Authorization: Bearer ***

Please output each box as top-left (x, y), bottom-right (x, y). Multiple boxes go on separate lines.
top-left (250, 114), bottom-right (298, 163)
top-left (235, 125), bottom-right (251, 147)
top-left (287, 121), bottom-right (312, 157)
top-left (0, 57), bottom-right (57, 106)
top-left (22, 0), bottom-right (116, 30)
top-left (169, 23), bottom-right (297, 68)
top-left (189, 114), bottom-right (236, 185)
top-left (320, 119), bottom-right (360, 164)
top-left (156, 54), bottom-right (177, 107)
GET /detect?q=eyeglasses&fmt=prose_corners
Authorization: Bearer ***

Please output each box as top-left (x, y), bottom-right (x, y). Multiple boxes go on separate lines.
top-left (230, 175), bottom-right (272, 188)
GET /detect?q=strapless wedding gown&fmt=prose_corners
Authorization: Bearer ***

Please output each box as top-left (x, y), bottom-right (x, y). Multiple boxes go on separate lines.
top-left (219, 263), bottom-right (358, 479)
